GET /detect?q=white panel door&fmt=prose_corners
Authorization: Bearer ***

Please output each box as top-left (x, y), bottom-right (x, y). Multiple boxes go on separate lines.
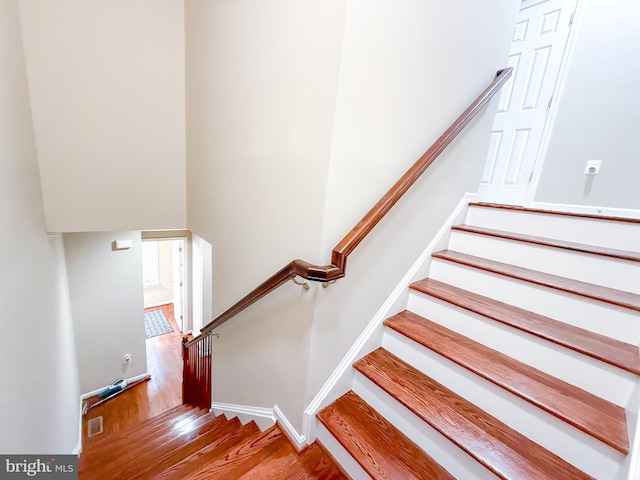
top-left (478, 0), bottom-right (577, 205)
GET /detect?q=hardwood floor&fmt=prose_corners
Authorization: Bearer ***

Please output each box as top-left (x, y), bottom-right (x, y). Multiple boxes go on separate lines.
top-left (80, 406), bottom-right (347, 480)
top-left (81, 303), bottom-right (183, 446)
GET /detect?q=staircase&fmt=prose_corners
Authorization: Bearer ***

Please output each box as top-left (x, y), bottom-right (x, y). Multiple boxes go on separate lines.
top-left (79, 404), bottom-right (346, 479)
top-left (316, 202), bottom-right (640, 479)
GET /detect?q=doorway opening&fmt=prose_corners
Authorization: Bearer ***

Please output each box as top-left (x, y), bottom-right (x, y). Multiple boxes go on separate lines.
top-left (142, 238), bottom-right (187, 331)
top-left (140, 236), bottom-right (189, 415)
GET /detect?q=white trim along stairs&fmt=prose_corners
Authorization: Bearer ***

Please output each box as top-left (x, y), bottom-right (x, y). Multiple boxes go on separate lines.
top-left (199, 196), bottom-right (640, 479)
top-left (305, 197), bottom-right (640, 479)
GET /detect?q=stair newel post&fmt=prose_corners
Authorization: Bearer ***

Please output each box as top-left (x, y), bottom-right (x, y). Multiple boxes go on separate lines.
top-left (182, 333), bottom-right (213, 409)
top-left (181, 335), bottom-right (190, 404)
top-left (204, 334), bottom-right (212, 409)
top-left (197, 338), bottom-right (202, 405)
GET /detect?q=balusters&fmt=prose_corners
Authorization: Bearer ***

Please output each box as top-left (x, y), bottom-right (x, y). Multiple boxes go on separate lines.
top-left (182, 334), bottom-right (212, 408)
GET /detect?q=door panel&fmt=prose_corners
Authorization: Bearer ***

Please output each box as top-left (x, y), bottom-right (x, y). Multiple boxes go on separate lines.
top-left (479, 0), bottom-right (577, 205)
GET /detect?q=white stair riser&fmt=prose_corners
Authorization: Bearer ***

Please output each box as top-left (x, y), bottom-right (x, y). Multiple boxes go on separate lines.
top-left (381, 329), bottom-right (625, 479)
top-left (407, 292), bottom-right (636, 407)
top-left (466, 207), bottom-right (640, 253)
top-left (429, 259), bottom-right (640, 343)
top-left (448, 230), bottom-right (640, 294)
top-left (315, 423), bottom-right (370, 480)
top-left (352, 373), bottom-right (500, 480)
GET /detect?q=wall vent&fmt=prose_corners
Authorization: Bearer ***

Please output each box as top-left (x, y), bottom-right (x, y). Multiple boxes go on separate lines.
top-left (87, 416), bottom-right (103, 437)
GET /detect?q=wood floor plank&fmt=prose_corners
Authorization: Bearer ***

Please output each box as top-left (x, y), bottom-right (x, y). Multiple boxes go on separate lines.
top-left (410, 278), bottom-right (640, 375)
top-left (354, 348), bottom-right (594, 480)
top-left (452, 224), bottom-right (640, 262)
top-left (318, 391), bottom-right (454, 480)
top-left (432, 250), bottom-right (640, 311)
top-left (385, 310), bottom-right (629, 453)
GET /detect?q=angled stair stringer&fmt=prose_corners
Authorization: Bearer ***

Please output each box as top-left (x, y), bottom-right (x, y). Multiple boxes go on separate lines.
top-left (310, 201), bottom-right (640, 480)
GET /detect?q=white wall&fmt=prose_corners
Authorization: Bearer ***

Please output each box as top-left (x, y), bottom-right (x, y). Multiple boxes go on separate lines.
top-left (143, 240), bottom-right (174, 308)
top-left (186, 0), bottom-right (517, 432)
top-left (534, 0), bottom-right (640, 209)
top-left (64, 231), bottom-right (147, 393)
top-left (18, 0), bottom-right (187, 232)
top-left (305, 0), bottom-right (519, 406)
top-left (190, 234), bottom-right (213, 335)
top-left (0, 0), bottom-right (80, 454)
top-left (186, 0), bottom-right (347, 306)
top-left (185, 0), bottom-right (348, 430)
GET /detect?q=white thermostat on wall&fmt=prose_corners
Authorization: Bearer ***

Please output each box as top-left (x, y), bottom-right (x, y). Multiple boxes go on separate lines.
top-left (114, 239), bottom-right (133, 250)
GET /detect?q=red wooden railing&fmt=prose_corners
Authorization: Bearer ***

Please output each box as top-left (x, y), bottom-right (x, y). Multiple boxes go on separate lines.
top-left (182, 68), bottom-right (513, 408)
top-left (182, 334), bottom-right (212, 408)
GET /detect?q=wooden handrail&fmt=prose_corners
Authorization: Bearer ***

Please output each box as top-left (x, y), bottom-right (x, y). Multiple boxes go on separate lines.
top-left (185, 67), bottom-right (512, 346)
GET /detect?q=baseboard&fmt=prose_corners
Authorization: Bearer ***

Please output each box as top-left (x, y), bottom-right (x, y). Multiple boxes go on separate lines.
top-left (211, 402), bottom-right (275, 432)
top-left (80, 372), bottom-right (150, 400)
top-left (210, 402), bottom-right (306, 450)
top-left (301, 192), bottom-right (476, 443)
top-left (75, 399), bottom-right (83, 456)
top-left (530, 201), bottom-right (640, 220)
top-left (274, 405), bottom-right (307, 452)
top-left (72, 440), bottom-right (81, 456)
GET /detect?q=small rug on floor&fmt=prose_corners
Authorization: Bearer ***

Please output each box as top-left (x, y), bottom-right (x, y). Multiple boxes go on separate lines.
top-left (144, 309), bottom-right (173, 339)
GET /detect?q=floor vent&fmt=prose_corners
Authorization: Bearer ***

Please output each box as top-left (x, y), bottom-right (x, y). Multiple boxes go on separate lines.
top-left (87, 416), bottom-right (103, 437)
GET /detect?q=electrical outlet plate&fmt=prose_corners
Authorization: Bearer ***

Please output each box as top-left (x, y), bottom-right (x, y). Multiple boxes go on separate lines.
top-left (584, 160), bottom-right (601, 175)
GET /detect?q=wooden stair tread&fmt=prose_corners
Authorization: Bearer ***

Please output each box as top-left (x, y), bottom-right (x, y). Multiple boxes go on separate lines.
top-left (287, 442), bottom-right (348, 480)
top-left (410, 278), bottom-right (640, 375)
top-left (452, 224), bottom-right (640, 262)
top-left (469, 202), bottom-right (640, 224)
top-left (138, 418), bottom-right (260, 480)
top-left (81, 409), bottom-right (217, 459)
top-left (128, 420), bottom-right (240, 479)
top-left (141, 420), bottom-right (259, 480)
top-left (384, 310), bottom-right (629, 453)
top-left (354, 348), bottom-right (595, 480)
top-left (187, 425), bottom-right (290, 480)
top-left (80, 407), bottom-right (201, 471)
top-left (433, 249), bottom-right (640, 311)
top-left (235, 439), bottom-right (298, 479)
top-left (81, 406), bottom-right (346, 480)
top-left (236, 441), bottom-right (347, 480)
top-left (83, 405), bottom-right (201, 451)
top-left (318, 391), bottom-right (455, 479)
top-left (83, 408), bottom-right (206, 458)
top-left (81, 413), bottom-right (230, 476)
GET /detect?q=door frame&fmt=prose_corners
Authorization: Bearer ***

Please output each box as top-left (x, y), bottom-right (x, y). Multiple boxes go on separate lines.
top-left (141, 230), bottom-right (192, 334)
